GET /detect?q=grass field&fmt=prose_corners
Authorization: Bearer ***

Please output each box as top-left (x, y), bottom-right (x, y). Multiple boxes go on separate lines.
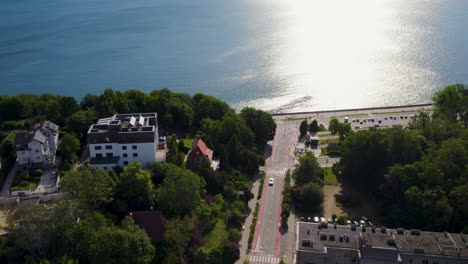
top-left (323, 167), bottom-right (339, 185)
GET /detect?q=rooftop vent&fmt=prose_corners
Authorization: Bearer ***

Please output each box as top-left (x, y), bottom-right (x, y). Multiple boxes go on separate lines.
top-left (387, 238), bottom-right (397, 247)
top-left (397, 228), bottom-right (404, 235)
top-left (411, 229), bottom-right (421, 236)
top-left (302, 240), bottom-right (312, 248)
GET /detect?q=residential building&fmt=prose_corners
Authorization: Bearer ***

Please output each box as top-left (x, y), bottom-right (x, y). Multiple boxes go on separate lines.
top-left (128, 211), bottom-right (166, 241)
top-left (295, 222), bottom-right (468, 264)
top-left (186, 138), bottom-right (213, 167)
top-left (87, 113), bottom-right (162, 169)
top-left (14, 121), bottom-right (59, 169)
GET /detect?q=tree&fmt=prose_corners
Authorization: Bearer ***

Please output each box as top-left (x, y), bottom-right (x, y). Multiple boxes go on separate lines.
top-left (309, 119), bottom-right (319, 133)
top-left (61, 165), bottom-right (115, 209)
top-left (328, 117), bottom-right (340, 134)
top-left (240, 107), bottom-right (276, 146)
top-left (336, 122), bottom-right (351, 141)
top-left (60, 133), bottom-right (81, 164)
top-left (299, 182), bottom-right (324, 211)
top-left (65, 110), bottom-right (96, 139)
top-left (433, 84), bottom-right (466, 123)
top-left (114, 162), bottom-right (156, 212)
top-left (88, 217), bottom-right (154, 264)
top-left (157, 166), bottom-right (206, 217)
top-left (293, 151), bottom-right (323, 186)
top-left (162, 217), bottom-right (194, 263)
top-left (299, 119), bottom-right (308, 137)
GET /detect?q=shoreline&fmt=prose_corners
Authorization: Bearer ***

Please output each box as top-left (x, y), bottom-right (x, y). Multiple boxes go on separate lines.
top-left (269, 103), bottom-right (433, 116)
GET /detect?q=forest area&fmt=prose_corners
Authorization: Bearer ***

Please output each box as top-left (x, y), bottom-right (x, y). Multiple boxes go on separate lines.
top-left (0, 88), bottom-right (276, 264)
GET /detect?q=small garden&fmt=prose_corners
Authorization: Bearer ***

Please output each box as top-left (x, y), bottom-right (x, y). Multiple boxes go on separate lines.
top-left (10, 169), bottom-right (43, 191)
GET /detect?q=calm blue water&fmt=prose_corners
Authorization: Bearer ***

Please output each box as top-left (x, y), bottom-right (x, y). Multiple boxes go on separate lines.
top-left (1, 0), bottom-right (467, 112)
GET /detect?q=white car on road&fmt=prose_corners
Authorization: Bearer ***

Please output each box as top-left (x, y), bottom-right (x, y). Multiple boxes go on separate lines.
top-left (268, 178), bottom-right (274, 186)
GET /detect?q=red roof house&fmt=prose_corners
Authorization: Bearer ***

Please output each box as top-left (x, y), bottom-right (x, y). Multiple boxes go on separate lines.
top-left (186, 138), bottom-right (213, 167)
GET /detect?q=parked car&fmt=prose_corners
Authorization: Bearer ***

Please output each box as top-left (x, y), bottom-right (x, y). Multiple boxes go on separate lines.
top-left (320, 217), bottom-right (326, 223)
top-left (51, 171), bottom-right (58, 178)
top-left (314, 216), bottom-right (319, 223)
top-left (360, 220), bottom-right (366, 226)
top-left (346, 220), bottom-right (352, 225)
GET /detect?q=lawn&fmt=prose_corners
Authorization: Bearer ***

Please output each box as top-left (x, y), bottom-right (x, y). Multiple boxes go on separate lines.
top-left (323, 167), bottom-right (339, 185)
top-left (180, 137), bottom-right (193, 150)
top-left (201, 219), bottom-right (229, 252)
top-left (10, 170), bottom-right (42, 191)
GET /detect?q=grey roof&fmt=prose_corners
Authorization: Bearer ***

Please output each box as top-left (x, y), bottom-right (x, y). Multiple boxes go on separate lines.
top-left (297, 223), bottom-right (468, 259)
top-left (14, 131), bottom-right (30, 147)
top-left (297, 222), bottom-right (360, 252)
top-left (87, 113), bottom-right (158, 144)
top-left (33, 130), bottom-right (46, 143)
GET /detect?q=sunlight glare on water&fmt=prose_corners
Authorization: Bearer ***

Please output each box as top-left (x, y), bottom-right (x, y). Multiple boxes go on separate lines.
top-left (235, 0), bottom-right (448, 112)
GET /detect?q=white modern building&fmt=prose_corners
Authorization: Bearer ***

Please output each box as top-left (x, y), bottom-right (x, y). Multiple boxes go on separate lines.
top-left (14, 121), bottom-right (59, 169)
top-left (87, 113), bottom-right (164, 170)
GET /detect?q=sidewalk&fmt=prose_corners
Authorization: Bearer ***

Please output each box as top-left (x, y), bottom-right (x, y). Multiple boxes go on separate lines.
top-left (236, 172), bottom-right (262, 264)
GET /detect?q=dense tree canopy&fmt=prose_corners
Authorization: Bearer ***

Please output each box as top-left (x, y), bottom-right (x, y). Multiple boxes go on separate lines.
top-left (61, 165), bottom-right (115, 209)
top-left (240, 107), bottom-right (276, 146)
top-left (293, 151), bottom-right (324, 186)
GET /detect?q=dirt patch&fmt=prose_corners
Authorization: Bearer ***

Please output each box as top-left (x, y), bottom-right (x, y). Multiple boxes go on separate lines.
top-left (323, 185), bottom-right (345, 218)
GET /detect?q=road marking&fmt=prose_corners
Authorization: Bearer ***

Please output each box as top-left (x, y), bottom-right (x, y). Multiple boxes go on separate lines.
top-left (250, 254), bottom-right (281, 263)
top-left (267, 169), bottom-right (286, 176)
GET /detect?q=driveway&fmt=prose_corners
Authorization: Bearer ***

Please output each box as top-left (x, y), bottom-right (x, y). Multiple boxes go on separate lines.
top-left (0, 162), bottom-right (17, 197)
top-left (33, 168), bottom-right (58, 194)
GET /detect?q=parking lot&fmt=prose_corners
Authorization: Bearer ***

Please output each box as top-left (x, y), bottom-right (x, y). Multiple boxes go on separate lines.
top-left (345, 112), bottom-right (426, 130)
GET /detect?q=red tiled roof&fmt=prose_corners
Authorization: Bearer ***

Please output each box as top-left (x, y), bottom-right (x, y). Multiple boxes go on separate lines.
top-left (195, 139), bottom-right (212, 156)
top-left (128, 211), bottom-right (166, 241)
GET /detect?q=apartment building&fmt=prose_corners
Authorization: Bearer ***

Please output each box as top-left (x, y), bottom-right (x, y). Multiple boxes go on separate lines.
top-left (87, 113), bottom-right (163, 169)
top-left (295, 222), bottom-right (468, 264)
top-left (14, 121), bottom-right (59, 169)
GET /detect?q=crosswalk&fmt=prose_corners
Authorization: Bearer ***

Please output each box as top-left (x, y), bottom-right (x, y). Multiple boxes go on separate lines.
top-left (250, 254), bottom-right (281, 264)
top-left (267, 169), bottom-right (286, 176)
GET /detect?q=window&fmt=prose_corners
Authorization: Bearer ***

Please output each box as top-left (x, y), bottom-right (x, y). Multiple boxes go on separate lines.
top-left (132, 145), bottom-right (137, 150)
top-left (122, 146), bottom-right (127, 150)
top-left (124, 161), bottom-right (129, 165)
top-left (106, 153), bottom-right (113, 157)
top-left (133, 153), bottom-right (138, 157)
top-left (105, 145), bottom-right (112, 150)
top-left (35, 149), bottom-right (39, 153)
top-left (96, 154), bottom-right (103, 158)
top-left (95, 146), bottom-right (102, 150)
top-left (123, 153), bottom-right (128, 158)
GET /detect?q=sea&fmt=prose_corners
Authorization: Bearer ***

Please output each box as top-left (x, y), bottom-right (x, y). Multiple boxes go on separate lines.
top-left (1, 0), bottom-right (467, 113)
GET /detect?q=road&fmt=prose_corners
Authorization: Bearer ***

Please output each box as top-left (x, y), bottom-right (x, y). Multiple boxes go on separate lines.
top-left (246, 104), bottom-right (434, 264)
top-left (250, 119), bottom-right (299, 263)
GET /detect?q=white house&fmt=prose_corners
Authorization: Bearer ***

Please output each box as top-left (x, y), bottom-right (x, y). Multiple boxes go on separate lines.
top-left (14, 121), bottom-right (59, 169)
top-left (87, 113), bottom-right (164, 170)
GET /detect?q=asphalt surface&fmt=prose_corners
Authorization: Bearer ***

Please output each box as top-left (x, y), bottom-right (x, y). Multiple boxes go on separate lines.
top-left (251, 119), bottom-right (299, 262)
